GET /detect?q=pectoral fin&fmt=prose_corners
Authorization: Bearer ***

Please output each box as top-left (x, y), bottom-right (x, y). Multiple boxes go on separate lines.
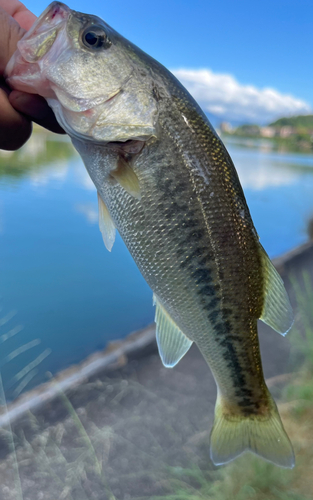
top-left (98, 192), bottom-right (116, 252)
top-left (259, 246), bottom-right (293, 335)
top-left (153, 295), bottom-right (193, 367)
top-left (110, 157), bottom-right (141, 200)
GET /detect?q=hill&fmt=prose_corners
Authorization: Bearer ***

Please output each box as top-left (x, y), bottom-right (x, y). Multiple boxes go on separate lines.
top-left (269, 115), bottom-right (313, 129)
top-left (221, 114), bottom-right (313, 152)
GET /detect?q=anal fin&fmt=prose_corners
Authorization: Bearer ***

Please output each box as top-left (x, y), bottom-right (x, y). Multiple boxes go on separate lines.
top-left (98, 192), bottom-right (116, 252)
top-left (153, 295), bottom-right (192, 368)
top-left (259, 246), bottom-right (293, 335)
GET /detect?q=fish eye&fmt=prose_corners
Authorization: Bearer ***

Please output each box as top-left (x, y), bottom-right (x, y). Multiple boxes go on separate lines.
top-left (82, 25), bottom-right (111, 50)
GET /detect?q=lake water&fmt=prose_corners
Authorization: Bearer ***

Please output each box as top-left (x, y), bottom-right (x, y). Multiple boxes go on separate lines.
top-left (1, 131), bottom-right (313, 400)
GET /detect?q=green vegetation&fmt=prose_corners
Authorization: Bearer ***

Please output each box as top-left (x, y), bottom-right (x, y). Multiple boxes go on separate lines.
top-left (274, 132), bottom-right (313, 153)
top-left (229, 124), bottom-right (261, 137)
top-left (269, 115), bottom-right (313, 129)
top-left (222, 114), bottom-right (313, 153)
top-left (283, 272), bottom-right (313, 415)
top-left (0, 126), bottom-right (75, 180)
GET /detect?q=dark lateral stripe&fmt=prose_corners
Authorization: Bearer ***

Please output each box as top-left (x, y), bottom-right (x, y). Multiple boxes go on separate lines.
top-left (192, 268), bottom-right (212, 283)
top-left (235, 387), bottom-right (254, 398)
top-left (188, 229), bottom-right (205, 241)
top-left (190, 247), bottom-right (210, 259)
top-left (208, 310), bottom-right (219, 323)
top-left (198, 284), bottom-right (215, 296)
top-left (216, 334), bottom-right (247, 389)
top-left (237, 398), bottom-right (257, 409)
top-left (181, 219), bottom-right (197, 228)
top-left (209, 297), bottom-right (220, 308)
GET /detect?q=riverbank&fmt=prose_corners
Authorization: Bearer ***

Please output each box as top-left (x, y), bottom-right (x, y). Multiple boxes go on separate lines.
top-left (221, 114), bottom-right (313, 153)
top-left (0, 240), bottom-right (313, 499)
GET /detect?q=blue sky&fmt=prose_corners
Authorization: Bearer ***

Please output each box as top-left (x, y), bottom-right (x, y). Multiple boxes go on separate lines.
top-left (24, 0), bottom-right (313, 123)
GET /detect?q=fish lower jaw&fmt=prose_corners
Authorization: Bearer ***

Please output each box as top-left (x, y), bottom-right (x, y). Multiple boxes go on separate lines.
top-left (6, 76), bottom-right (55, 99)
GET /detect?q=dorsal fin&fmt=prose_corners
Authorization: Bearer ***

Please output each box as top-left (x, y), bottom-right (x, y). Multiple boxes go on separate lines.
top-left (259, 246), bottom-right (293, 335)
top-left (98, 192), bottom-right (116, 252)
top-left (153, 295), bottom-right (193, 367)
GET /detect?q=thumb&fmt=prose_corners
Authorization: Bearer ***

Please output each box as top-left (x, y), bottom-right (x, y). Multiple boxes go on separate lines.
top-left (0, 5), bottom-right (65, 140)
top-left (0, 6), bottom-right (26, 74)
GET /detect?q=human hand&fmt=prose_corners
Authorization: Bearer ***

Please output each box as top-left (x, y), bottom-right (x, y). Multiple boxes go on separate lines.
top-left (0, 0), bottom-right (64, 151)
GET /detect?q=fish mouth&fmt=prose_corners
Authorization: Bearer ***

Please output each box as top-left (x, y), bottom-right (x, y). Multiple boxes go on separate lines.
top-left (5, 2), bottom-right (70, 92)
top-left (20, 2), bottom-right (70, 59)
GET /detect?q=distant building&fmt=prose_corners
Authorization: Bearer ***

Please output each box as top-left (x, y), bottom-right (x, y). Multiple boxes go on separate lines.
top-left (260, 126), bottom-right (276, 138)
top-left (220, 122), bottom-right (233, 133)
top-left (279, 126), bottom-right (295, 138)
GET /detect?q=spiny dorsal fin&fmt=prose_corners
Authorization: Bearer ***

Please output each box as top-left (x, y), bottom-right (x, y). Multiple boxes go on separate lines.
top-left (259, 246), bottom-right (293, 335)
top-left (110, 157), bottom-right (141, 199)
top-left (153, 294), bottom-right (193, 368)
top-left (98, 192), bottom-right (116, 252)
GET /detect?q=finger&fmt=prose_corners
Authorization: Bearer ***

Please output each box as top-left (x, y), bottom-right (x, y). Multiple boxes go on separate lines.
top-left (0, 86), bottom-right (32, 150)
top-left (0, 0), bottom-right (36, 30)
top-left (0, 7), bottom-right (26, 72)
top-left (9, 91), bottom-right (65, 134)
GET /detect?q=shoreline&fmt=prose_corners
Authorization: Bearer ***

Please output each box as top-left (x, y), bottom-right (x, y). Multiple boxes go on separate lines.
top-left (1, 239), bottom-right (313, 427)
top-left (0, 325), bottom-right (156, 427)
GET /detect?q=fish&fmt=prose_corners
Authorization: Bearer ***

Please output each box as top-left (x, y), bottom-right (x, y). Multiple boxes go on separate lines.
top-left (6, 1), bottom-right (295, 468)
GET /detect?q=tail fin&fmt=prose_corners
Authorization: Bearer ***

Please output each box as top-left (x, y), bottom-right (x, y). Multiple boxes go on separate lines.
top-left (210, 395), bottom-right (295, 469)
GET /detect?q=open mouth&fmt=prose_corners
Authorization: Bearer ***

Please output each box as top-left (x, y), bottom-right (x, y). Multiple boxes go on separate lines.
top-left (5, 2), bottom-right (70, 74)
top-left (25, 2), bottom-right (71, 40)
top-left (5, 2), bottom-right (71, 95)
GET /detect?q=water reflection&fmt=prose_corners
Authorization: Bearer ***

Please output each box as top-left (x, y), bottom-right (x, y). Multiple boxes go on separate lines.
top-left (75, 203), bottom-right (98, 225)
top-left (225, 138), bottom-right (313, 257)
top-left (225, 139), bottom-right (313, 191)
top-left (0, 127), bottom-right (74, 181)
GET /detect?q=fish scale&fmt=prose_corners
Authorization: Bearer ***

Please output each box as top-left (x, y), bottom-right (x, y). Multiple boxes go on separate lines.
top-left (99, 106), bottom-right (266, 408)
top-left (6, 1), bottom-right (295, 468)
top-left (77, 95), bottom-right (294, 467)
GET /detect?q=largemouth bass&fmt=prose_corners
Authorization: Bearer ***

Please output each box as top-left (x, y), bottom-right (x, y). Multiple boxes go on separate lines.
top-left (6, 1), bottom-right (294, 468)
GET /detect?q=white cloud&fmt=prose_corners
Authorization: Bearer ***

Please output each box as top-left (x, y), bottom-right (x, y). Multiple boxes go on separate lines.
top-left (74, 163), bottom-right (97, 191)
top-left (75, 203), bottom-right (98, 224)
top-left (171, 68), bottom-right (312, 123)
top-left (30, 161), bottom-right (69, 186)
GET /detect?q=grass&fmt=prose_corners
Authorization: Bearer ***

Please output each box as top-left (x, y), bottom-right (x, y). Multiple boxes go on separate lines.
top-left (1, 273), bottom-right (313, 499)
